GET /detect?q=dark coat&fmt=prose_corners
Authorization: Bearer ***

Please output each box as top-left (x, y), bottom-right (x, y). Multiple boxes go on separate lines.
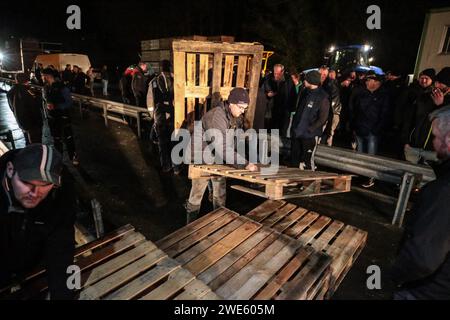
top-left (391, 159), bottom-right (450, 299)
top-left (0, 149), bottom-right (76, 299)
top-left (291, 87), bottom-right (330, 139)
top-left (6, 84), bottom-right (43, 131)
top-left (349, 86), bottom-right (390, 136)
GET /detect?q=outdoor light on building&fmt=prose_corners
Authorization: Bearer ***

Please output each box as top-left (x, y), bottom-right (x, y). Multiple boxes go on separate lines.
top-left (363, 44), bottom-right (371, 52)
top-left (328, 45), bottom-right (335, 53)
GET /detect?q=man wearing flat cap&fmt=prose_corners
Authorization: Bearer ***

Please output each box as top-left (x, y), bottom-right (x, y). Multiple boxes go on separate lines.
top-left (291, 70), bottom-right (330, 170)
top-left (185, 87), bottom-right (258, 224)
top-left (0, 144), bottom-right (76, 299)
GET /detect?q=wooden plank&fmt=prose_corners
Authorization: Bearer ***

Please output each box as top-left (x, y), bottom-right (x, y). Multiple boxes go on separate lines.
top-left (284, 212), bottom-right (320, 239)
top-left (199, 290), bottom-right (222, 300)
top-left (173, 51), bottom-right (186, 129)
top-left (222, 55), bottom-right (235, 87)
top-left (176, 217), bottom-right (245, 265)
top-left (265, 184), bottom-right (284, 199)
top-left (207, 231), bottom-right (279, 291)
top-left (75, 232), bottom-right (146, 269)
top-left (211, 52), bottom-right (223, 107)
top-left (156, 207), bottom-right (229, 250)
top-left (173, 279), bottom-right (215, 300)
top-left (246, 200), bottom-right (286, 221)
top-left (79, 248), bottom-right (168, 300)
top-left (183, 218), bottom-right (262, 275)
top-left (104, 257), bottom-right (180, 300)
top-left (186, 53), bottom-right (196, 122)
top-left (230, 185), bottom-right (270, 199)
top-left (140, 267), bottom-right (195, 300)
top-left (271, 207), bottom-right (309, 233)
top-left (81, 241), bottom-right (157, 288)
top-left (165, 211), bottom-right (238, 258)
top-left (75, 224), bottom-right (135, 258)
top-left (246, 49), bottom-right (263, 128)
top-left (253, 247), bottom-right (314, 300)
top-left (297, 215), bottom-right (332, 245)
top-left (260, 203), bottom-right (297, 227)
top-left (197, 228), bottom-right (273, 284)
top-left (277, 252), bottom-right (331, 300)
top-left (172, 40), bottom-right (263, 55)
top-left (199, 54), bottom-right (209, 115)
top-left (226, 238), bottom-right (303, 300)
top-left (236, 56), bottom-right (248, 87)
top-left (214, 234), bottom-right (292, 299)
top-left (311, 220), bottom-right (345, 252)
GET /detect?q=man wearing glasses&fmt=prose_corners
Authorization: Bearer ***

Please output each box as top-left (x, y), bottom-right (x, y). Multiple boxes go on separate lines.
top-left (185, 88), bottom-right (258, 224)
top-left (0, 144), bottom-right (76, 299)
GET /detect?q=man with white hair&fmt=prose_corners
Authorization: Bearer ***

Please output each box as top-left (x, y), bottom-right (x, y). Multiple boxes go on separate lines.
top-left (391, 105), bottom-right (450, 300)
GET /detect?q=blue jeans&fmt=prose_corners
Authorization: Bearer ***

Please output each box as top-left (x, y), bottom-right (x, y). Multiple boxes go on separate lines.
top-left (102, 80), bottom-right (108, 95)
top-left (356, 134), bottom-right (378, 155)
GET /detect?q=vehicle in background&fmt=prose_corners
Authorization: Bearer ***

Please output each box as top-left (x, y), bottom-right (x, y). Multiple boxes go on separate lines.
top-left (324, 44), bottom-right (384, 75)
top-left (34, 53), bottom-right (92, 72)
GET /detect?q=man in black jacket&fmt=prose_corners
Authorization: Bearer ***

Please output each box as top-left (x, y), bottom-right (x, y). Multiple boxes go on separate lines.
top-left (0, 144), bottom-right (76, 299)
top-left (349, 71), bottom-right (389, 187)
top-left (291, 70), bottom-right (330, 170)
top-left (7, 73), bottom-right (43, 144)
top-left (132, 62), bottom-right (148, 108)
top-left (391, 105), bottom-right (450, 300)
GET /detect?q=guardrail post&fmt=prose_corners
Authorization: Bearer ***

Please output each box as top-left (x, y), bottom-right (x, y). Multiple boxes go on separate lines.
top-left (392, 172), bottom-right (416, 227)
top-left (137, 112), bottom-right (142, 139)
top-left (103, 105), bottom-right (108, 127)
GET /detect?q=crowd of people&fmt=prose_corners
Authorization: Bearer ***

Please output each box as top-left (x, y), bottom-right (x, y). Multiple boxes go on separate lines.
top-left (1, 55), bottom-right (450, 300)
top-left (258, 64), bottom-right (450, 187)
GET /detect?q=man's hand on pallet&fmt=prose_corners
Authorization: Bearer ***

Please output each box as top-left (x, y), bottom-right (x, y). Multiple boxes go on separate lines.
top-left (246, 163), bottom-right (259, 172)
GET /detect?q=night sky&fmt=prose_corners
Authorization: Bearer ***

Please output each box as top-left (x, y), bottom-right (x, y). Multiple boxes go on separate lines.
top-left (1, 0), bottom-right (450, 73)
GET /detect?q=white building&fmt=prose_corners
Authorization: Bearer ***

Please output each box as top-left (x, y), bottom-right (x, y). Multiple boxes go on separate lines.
top-left (415, 7), bottom-right (450, 76)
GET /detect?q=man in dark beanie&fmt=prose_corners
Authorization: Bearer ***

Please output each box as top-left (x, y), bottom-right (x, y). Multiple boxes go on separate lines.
top-left (291, 70), bottom-right (330, 170)
top-left (0, 144), bottom-right (76, 299)
top-left (6, 73), bottom-right (44, 144)
top-left (184, 87), bottom-right (258, 224)
top-left (401, 67), bottom-right (450, 164)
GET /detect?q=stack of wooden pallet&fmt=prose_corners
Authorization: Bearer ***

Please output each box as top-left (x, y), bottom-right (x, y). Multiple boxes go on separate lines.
top-left (189, 165), bottom-right (353, 200)
top-left (245, 200), bottom-right (368, 297)
top-left (0, 225), bottom-right (219, 300)
top-left (141, 35), bottom-right (235, 73)
top-left (156, 208), bottom-right (332, 300)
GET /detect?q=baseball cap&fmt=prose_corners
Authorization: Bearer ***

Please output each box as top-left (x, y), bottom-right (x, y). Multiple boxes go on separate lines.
top-left (12, 144), bottom-right (63, 186)
top-left (228, 87), bottom-right (249, 105)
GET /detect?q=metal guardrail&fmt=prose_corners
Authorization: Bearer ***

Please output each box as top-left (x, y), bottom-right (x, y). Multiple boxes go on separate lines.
top-left (0, 77), bottom-right (151, 138)
top-left (314, 145), bottom-right (436, 227)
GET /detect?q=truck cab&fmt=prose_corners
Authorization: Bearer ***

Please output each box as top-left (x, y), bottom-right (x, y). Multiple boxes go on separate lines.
top-left (325, 44), bottom-right (384, 75)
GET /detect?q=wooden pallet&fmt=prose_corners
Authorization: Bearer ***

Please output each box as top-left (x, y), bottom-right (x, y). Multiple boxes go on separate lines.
top-left (172, 40), bottom-right (263, 129)
top-left (245, 200), bottom-right (368, 297)
top-left (156, 208), bottom-right (332, 300)
top-left (189, 164), bottom-right (353, 200)
top-left (1, 225), bottom-right (219, 300)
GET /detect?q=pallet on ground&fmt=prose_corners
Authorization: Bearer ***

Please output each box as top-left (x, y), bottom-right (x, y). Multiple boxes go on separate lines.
top-left (189, 164), bottom-right (353, 200)
top-left (156, 208), bottom-right (332, 300)
top-left (1, 225), bottom-right (220, 300)
top-left (245, 200), bottom-right (368, 297)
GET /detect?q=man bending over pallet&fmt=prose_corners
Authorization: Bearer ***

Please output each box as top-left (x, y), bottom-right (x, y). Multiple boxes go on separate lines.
top-left (0, 144), bottom-right (76, 299)
top-left (185, 88), bottom-right (258, 224)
